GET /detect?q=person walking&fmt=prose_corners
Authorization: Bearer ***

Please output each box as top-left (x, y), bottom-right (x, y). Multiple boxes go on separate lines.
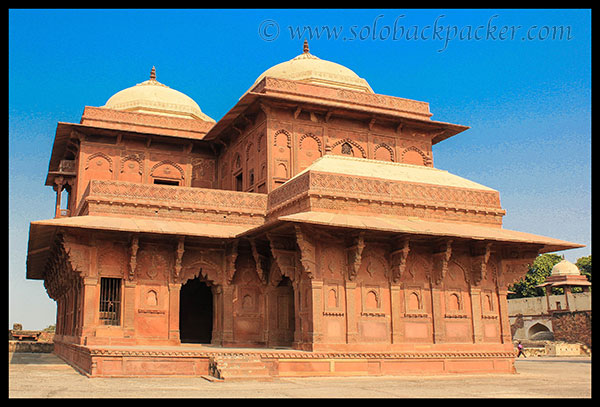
top-left (516, 341), bottom-right (526, 358)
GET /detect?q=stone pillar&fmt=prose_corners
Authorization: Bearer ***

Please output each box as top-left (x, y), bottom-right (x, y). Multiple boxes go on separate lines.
top-left (430, 283), bottom-right (445, 343)
top-left (221, 284), bottom-right (235, 344)
top-left (469, 285), bottom-right (483, 343)
top-left (309, 279), bottom-right (324, 344)
top-left (53, 182), bottom-right (63, 218)
top-left (123, 280), bottom-right (136, 338)
top-left (81, 276), bottom-right (99, 342)
top-left (344, 280), bottom-right (358, 344)
top-left (497, 288), bottom-right (512, 344)
top-left (292, 279), bottom-right (302, 347)
top-left (263, 286), bottom-right (272, 345)
top-left (390, 283), bottom-right (404, 344)
top-left (168, 283), bottom-right (181, 342)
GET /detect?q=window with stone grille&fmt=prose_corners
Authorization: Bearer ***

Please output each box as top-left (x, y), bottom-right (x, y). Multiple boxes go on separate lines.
top-left (99, 277), bottom-right (122, 325)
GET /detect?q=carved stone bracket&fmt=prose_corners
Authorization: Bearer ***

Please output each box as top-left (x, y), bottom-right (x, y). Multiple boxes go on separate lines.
top-left (249, 238), bottom-right (268, 285)
top-left (225, 240), bottom-right (239, 285)
top-left (346, 231), bottom-right (365, 281)
top-left (390, 237), bottom-right (410, 283)
top-left (470, 242), bottom-right (492, 286)
top-left (128, 235), bottom-right (139, 281)
top-left (294, 224), bottom-right (317, 279)
top-left (267, 233), bottom-right (297, 282)
top-left (173, 236), bottom-right (185, 280)
top-left (43, 234), bottom-right (84, 301)
top-left (432, 239), bottom-right (453, 285)
top-left (498, 258), bottom-right (533, 288)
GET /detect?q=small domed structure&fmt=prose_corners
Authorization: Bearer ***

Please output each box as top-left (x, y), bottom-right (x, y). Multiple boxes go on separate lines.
top-left (104, 67), bottom-right (215, 122)
top-left (252, 40), bottom-right (373, 93)
top-left (537, 258), bottom-right (591, 312)
top-left (551, 259), bottom-right (581, 277)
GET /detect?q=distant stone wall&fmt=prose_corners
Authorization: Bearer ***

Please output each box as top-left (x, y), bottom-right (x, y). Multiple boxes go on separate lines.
top-left (508, 292), bottom-right (591, 316)
top-left (8, 341), bottom-right (54, 353)
top-left (552, 311), bottom-right (592, 349)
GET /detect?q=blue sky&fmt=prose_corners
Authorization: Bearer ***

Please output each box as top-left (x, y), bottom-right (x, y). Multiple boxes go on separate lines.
top-left (9, 9), bottom-right (591, 329)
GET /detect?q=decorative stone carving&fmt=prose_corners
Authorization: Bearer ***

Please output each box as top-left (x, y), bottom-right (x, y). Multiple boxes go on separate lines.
top-left (346, 232), bottom-right (365, 281)
top-left (294, 224), bottom-right (317, 279)
top-left (128, 235), bottom-right (139, 281)
top-left (173, 236), bottom-right (184, 280)
top-left (267, 233), bottom-right (297, 282)
top-left (432, 239), bottom-right (453, 285)
top-left (390, 237), bottom-right (410, 283)
top-left (470, 242), bottom-right (492, 286)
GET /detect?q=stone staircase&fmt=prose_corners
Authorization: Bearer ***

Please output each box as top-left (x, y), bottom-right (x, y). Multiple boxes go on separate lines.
top-left (208, 354), bottom-right (272, 381)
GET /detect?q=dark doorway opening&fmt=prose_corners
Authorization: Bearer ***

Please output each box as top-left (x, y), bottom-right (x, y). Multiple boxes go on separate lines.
top-left (275, 276), bottom-right (295, 346)
top-left (235, 172), bottom-right (243, 191)
top-left (179, 278), bottom-right (213, 344)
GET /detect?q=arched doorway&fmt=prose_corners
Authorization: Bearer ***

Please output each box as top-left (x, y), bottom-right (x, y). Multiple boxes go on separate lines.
top-left (528, 322), bottom-right (554, 340)
top-left (179, 277), bottom-right (213, 344)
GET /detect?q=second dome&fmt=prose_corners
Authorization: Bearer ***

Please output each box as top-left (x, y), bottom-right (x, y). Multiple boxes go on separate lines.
top-left (253, 41), bottom-right (373, 93)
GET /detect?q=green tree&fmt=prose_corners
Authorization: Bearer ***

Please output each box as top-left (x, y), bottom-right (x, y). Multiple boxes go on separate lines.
top-left (576, 255), bottom-right (591, 283)
top-left (508, 253), bottom-right (562, 298)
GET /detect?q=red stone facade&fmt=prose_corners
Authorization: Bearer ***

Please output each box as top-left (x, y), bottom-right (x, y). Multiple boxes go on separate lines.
top-left (26, 67), bottom-right (582, 378)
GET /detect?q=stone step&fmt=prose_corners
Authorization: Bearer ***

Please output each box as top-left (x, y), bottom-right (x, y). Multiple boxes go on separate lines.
top-left (209, 355), bottom-right (272, 381)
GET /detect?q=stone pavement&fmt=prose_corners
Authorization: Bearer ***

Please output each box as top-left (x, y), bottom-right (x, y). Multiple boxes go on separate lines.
top-left (8, 352), bottom-right (591, 398)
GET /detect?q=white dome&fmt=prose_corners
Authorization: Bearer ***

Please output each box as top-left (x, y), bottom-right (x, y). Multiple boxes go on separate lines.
top-left (104, 67), bottom-right (215, 122)
top-left (551, 259), bottom-right (581, 276)
top-left (252, 41), bottom-right (373, 93)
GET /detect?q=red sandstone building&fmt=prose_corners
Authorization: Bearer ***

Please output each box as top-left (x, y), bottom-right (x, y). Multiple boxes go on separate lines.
top-left (26, 42), bottom-right (582, 378)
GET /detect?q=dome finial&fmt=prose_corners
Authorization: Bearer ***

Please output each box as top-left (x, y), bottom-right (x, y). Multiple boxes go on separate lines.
top-left (303, 39), bottom-right (309, 54)
top-left (150, 66), bottom-right (156, 81)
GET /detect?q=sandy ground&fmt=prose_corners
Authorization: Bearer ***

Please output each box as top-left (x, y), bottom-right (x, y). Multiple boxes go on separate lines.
top-left (8, 352), bottom-right (591, 398)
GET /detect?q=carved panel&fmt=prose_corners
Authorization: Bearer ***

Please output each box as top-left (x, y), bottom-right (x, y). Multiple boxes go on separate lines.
top-left (97, 241), bottom-right (126, 278)
top-left (180, 247), bottom-right (224, 285)
top-left (85, 152), bottom-right (113, 180)
top-left (374, 143), bottom-right (394, 162)
top-left (150, 160), bottom-right (185, 181)
top-left (401, 146), bottom-right (431, 166)
top-left (331, 138), bottom-right (367, 158)
top-left (136, 245), bottom-right (170, 282)
top-left (119, 152), bottom-right (143, 183)
top-left (191, 158), bottom-right (215, 188)
top-left (320, 244), bottom-right (345, 280)
top-left (298, 133), bottom-right (323, 172)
